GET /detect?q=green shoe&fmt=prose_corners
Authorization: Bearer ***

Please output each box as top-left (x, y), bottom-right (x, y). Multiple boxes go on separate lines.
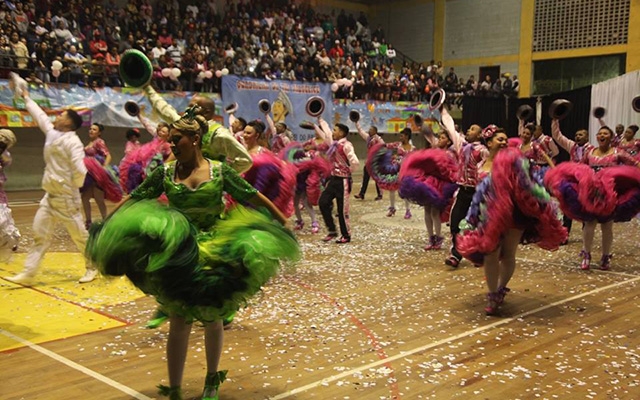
top-left (222, 311), bottom-right (236, 327)
top-left (157, 384), bottom-right (182, 400)
top-left (146, 308), bottom-right (169, 329)
top-left (202, 370), bottom-right (227, 400)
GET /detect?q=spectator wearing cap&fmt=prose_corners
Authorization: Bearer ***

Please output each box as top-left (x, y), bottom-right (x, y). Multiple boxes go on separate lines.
top-left (89, 52), bottom-right (107, 87)
top-left (328, 40), bottom-right (344, 59)
top-left (89, 30), bottom-right (108, 59)
top-left (124, 128), bottom-right (141, 155)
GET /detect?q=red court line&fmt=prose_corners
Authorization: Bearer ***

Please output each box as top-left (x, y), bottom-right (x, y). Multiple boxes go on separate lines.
top-left (1, 276), bottom-right (134, 325)
top-left (286, 277), bottom-right (401, 400)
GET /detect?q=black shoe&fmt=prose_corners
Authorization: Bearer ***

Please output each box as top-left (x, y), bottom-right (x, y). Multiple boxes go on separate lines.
top-left (374, 195), bottom-right (383, 201)
top-left (445, 255), bottom-right (460, 268)
top-left (335, 236), bottom-right (351, 244)
top-left (354, 194), bottom-right (364, 200)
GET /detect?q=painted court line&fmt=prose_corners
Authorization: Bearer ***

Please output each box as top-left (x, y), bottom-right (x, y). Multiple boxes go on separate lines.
top-left (270, 275), bottom-right (640, 400)
top-left (516, 257), bottom-right (640, 278)
top-left (0, 329), bottom-right (152, 400)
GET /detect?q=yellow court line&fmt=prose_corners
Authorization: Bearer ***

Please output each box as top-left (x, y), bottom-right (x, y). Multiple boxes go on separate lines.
top-left (0, 282), bottom-right (127, 351)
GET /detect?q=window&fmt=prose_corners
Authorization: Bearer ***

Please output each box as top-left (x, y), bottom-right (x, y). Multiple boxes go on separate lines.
top-left (533, 0), bottom-right (629, 52)
top-left (532, 54), bottom-right (626, 95)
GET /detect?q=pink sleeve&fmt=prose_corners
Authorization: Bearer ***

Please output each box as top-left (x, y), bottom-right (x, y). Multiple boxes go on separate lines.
top-left (617, 149), bottom-right (640, 166)
top-left (95, 139), bottom-right (110, 156)
top-left (318, 118), bottom-right (333, 144)
top-left (518, 119), bottom-right (524, 138)
top-left (546, 135), bottom-right (559, 157)
top-left (550, 119), bottom-right (575, 153)
top-left (265, 114), bottom-right (276, 140)
top-left (344, 141), bottom-right (360, 171)
top-left (356, 122), bottom-right (369, 141)
top-left (138, 115), bottom-right (158, 136)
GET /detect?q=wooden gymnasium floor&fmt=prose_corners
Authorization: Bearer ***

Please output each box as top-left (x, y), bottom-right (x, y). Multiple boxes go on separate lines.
top-left (1, 188), bottom-right (639, 400)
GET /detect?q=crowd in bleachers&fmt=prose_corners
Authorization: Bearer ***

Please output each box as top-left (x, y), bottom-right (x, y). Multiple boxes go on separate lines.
top-left (0, 0), bottom-right (518, 103)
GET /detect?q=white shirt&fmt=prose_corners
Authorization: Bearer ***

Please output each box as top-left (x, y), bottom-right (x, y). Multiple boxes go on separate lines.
top-left (151, 46), bottom-right (166, 60)
top-left (25, 98), bottom-right (86, 197)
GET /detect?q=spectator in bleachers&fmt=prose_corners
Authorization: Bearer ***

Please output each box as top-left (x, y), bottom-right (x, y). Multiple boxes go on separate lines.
top-left (105, 46), bottom-right (121, 87)
top-left (502, 73), bottom-right (513, 97)
top-left (34, 17), bottom-right (49, 42)
top-left (328, 40), bottom-right (343, 59)
top-left (88, 53), bottom-right (106, 87)
top-left (492, 76), bottom-right (502, 97)
top-left (465, 75), bottom-right (477, 95)
top-left (165, 37), bottom-right (182, 65)
top-left (32, 40), bottom-right (53, 83)
top-left (0, 35), bottom-right (14, 69)
top-left (12, 2), bottom-right (29, 35)
top-left (117, 33), bottom-right (132, 53)
top-left (104, 26), bottom-right (120, 51)
top-left (51, 20), bottom-right (73, 44)
top-left (179, 50), bottom-right (196, 91)
top-left (0, 0), bottom-right (485, 104)
top-left (150, 39), bottom-right (165, 60)
top-left (51, 9), bottom-right (68, 31)
top-left (63, 44), bottom-right (87, 84)
top-left (89, 29), bottom-right (108, 59)
top-left (10, 31), bottom-right (28, 71)
top-left (479, 75), bottom-right (492, 95)
top-left (157, 26), bottom-right (171, 48)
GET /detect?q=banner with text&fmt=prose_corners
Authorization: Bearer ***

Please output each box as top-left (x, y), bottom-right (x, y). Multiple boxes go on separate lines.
top-left (0, 81), bottom-right (222, 128)
top-left (221, 76), bottom-right (333, 142)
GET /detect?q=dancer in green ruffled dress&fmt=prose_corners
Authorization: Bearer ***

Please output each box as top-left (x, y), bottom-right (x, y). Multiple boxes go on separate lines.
top-left (87, 109), bottom-right (300, 400)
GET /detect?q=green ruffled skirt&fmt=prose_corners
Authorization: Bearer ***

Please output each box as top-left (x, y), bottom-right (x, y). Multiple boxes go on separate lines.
top-left (86, 200), bottom-right (300, 322)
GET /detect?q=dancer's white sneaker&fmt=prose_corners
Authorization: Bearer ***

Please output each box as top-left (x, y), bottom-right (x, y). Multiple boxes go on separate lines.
top-left (6, 272), bottom-right (35, 285)
top-left (78, 268), bottom-right (98, 283)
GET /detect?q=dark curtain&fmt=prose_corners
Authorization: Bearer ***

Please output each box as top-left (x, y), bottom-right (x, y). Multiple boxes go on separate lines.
top-left (540, 86), bottom-right (592, 162)
top-left (461, 95), bottom-right (506, 133)
top-left (506, 97), bottom-right (536, 138)
top-left (461, 86), bottom-right (592, 162)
